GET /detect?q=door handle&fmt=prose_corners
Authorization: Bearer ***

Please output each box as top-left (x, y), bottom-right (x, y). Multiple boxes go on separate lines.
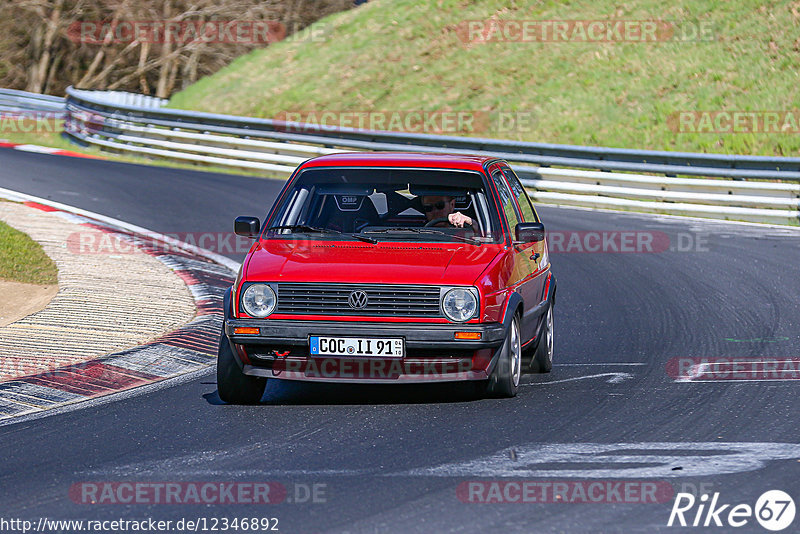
top-left (530, 253), bottom-right (540, 261)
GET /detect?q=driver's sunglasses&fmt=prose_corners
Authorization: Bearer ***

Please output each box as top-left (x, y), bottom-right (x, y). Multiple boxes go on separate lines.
top-left (422, 201), bottom-right (447, 212)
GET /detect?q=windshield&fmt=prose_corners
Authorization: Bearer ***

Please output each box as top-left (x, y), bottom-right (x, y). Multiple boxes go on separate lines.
top-left (266, 167), bottom-right (503, 244)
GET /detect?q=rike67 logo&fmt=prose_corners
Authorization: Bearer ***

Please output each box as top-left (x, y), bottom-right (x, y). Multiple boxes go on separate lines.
top-left (668, 490), bottom-right (795, 531)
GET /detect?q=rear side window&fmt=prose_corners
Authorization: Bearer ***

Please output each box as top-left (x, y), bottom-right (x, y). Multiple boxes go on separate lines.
top-left (503, 168), bottom-right (537, 222)
top-left (491, 170), bottom-right (521, 229)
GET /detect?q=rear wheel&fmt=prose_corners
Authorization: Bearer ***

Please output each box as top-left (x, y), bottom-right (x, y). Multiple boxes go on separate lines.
top-left (485, 314), bottom-right (522, 398)
top-left (530, 303), bottom-right (554, 373)
top-left (217, 330), bottom-right (266, 404)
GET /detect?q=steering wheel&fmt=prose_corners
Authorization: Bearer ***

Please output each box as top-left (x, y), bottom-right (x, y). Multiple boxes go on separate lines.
top-left (424, 217), bottom-right (450, 227)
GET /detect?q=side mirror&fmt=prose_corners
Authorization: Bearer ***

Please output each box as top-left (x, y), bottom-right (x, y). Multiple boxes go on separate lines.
top-left (234, 216), bottom-right (260, 237)
top-left (515, 222), bottom-right (545, 243)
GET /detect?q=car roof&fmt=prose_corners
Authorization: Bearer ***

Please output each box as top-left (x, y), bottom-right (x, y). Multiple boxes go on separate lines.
top-left (299, 152), bottom-right (499, 172)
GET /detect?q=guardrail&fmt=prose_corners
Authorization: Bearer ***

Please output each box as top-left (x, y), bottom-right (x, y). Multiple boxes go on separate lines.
top-left (519, 167), bottom-right (799, 225)
top-left (0, 88), bottom-right (66, 116)
top-left (19, 86), bottom-right (795, 225)
top-left (69, 88), bottom-right (166, 109)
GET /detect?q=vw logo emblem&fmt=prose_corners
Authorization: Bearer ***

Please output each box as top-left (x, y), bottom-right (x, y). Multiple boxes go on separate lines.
top-left (348, 290), bottom-right (369, 309)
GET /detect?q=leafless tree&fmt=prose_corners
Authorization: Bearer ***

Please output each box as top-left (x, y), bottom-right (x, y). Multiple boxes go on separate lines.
top-left (0, 0), bottom-right (356, 97)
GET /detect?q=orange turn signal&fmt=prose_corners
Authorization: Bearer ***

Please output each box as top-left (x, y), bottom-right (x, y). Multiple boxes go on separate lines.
top-left (454, 332), bottom-right (481, 340)
top-left (234, 327), bottom-right (260, 335)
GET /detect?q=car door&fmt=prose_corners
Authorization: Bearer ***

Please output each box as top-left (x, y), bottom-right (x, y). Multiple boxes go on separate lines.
top-left (502, 165), bottom-right (548, 275)
top-left (499, 164), bottom-right (547, 345)
top-left (488, 164), bottom-right (539, 342)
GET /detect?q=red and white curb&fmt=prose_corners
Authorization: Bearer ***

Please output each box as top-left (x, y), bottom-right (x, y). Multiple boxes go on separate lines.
top-left (0, 140), bottom-right (105, 159)
top-left (0, 188), bottom-right (238, 423)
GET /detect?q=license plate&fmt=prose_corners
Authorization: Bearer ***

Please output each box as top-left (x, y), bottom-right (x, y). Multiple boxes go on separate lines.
top-left (309, 336), bottom-right (404, 357)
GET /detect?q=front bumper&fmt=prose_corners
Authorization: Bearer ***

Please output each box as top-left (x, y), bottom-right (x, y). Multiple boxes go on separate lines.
top-left (225, 319), bottom-right (505, 349)
top-left (224, 318), bottom-right (506, 383)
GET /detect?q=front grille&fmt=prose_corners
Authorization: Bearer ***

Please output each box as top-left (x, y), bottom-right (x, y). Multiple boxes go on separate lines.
top-left (276, 283), bottom-right (441, 317)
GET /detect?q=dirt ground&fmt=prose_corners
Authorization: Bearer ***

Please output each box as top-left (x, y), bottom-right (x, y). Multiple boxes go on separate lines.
top-left (0, 280), bottom-right (58, 327)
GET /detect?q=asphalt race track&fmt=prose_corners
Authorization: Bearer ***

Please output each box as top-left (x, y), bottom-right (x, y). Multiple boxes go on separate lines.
top-left (1, 147), bottom-right (799, 533)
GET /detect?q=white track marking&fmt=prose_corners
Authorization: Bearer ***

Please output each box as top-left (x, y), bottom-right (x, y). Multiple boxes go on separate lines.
top-left (0, 201), bottom-right (196, 373)
top-left (0, 186), bottom-right (241, 272)
top-left (554, 363), bottom-right (646, 366)
top-left (522, 372), bottom-right (634, 385)
top-left (13, 144), bottom-right (61, 154)
top-left (0, 366), bottom-right (213, 428)
top-left (404, 442), bottom-right (800, 479)
top-left (107, 442), bottom-right (800, 479)
top-left (0, 186), bottom-right (236, 426)
top-left (675, 360), bottom-right (800, 382)
top-left (679, 378), bottom-right (800, 383)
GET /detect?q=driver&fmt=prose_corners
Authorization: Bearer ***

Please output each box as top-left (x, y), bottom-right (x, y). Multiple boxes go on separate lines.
top-left (421, 195), bottom-right (474, 228)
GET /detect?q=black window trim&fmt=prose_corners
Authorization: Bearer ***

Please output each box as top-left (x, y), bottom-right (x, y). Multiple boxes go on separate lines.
top-left (490, 167), bottom-right (523, 231)
top-left (501, 165), bottom-right (539, 223)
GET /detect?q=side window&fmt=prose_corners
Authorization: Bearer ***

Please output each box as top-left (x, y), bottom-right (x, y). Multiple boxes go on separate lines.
top-left (491, 170), bottom-right (521, 230)
top-left (503, 167), bottom-right (537, 222)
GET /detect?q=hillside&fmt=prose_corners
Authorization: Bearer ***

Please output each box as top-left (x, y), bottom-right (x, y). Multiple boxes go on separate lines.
top-left (168, 0), bottom-right (800, 156)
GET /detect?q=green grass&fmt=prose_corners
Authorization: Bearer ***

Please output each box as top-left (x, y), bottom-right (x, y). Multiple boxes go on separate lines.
top-left (0, 216), bottom-right (58, 285)
top-left (168, 0), bottom-right (800, 156)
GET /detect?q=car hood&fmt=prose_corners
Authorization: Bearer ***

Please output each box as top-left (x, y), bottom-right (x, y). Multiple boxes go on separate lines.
top-left (244, 239), bottom-right (503, 286)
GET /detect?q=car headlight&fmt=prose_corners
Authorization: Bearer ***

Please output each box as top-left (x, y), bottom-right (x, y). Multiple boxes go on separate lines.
top-left (242, 284), bottom-right (276, 318)
top-left (442, 288), bottom-right (478, 322)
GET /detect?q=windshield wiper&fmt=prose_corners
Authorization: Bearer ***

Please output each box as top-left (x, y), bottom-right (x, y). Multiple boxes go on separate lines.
top-left (362, 227), bottom-right (481, 245)
top-left (267, 225), bottom-right (376, 244)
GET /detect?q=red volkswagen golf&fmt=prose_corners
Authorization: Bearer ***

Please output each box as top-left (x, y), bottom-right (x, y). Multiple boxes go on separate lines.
top-left (218, 153), bottom-right (556, 403)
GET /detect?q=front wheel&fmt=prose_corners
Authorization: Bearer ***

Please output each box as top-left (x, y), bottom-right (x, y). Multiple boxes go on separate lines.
top-left (530, 303), bottom-right (554, 373)
top-left (217, 330), bottom-right (266, 404)
top-left (485, 314), bottom-right (522, 398)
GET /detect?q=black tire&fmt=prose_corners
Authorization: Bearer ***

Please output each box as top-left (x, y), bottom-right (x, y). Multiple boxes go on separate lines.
top-left (530, 303), bottom-right (554, 373)
top-left (217, 331), bottom-right (266, 404)
top-left (485, 314), bottom-right (522, 398)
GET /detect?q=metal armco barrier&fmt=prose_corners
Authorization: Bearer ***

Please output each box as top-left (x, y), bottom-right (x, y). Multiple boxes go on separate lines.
top-left (13, 87), bottom-right (800, 225)
top-left (0, 88), bottom-right (66, 116)
top-left (68, 88), bottom-right (166, 109)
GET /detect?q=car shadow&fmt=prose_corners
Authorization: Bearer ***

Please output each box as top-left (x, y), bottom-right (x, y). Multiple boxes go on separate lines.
top-left (205, 379), bottom-right (486, 406)
top-left (202, 391), bottom-right (227, 405)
